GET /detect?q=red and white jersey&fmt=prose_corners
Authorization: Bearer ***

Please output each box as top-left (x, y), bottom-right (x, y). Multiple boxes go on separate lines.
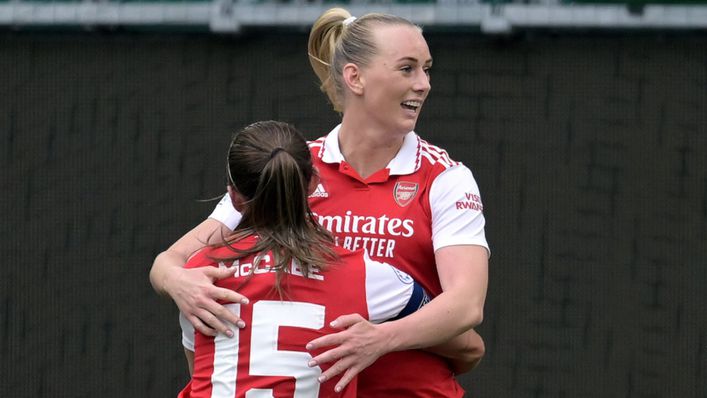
top-left (210, 125), bottom-right (489, 397)
top-left (179, 235), bottom-right (429, 398)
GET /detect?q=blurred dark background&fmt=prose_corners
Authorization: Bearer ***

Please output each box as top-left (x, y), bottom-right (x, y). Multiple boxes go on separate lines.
top-left (1, 30), bottom-right (705, 397)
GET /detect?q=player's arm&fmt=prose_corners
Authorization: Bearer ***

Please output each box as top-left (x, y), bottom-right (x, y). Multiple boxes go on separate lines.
top-left (417, 164), bottom-right (490, 371)
top-left (426, 327), bottom-right (485, 375)
top-left (150, 202), bottom-right (249, 336)
top-left (371, 244), bottom-right (488, 347)
top-left (307, 245), bottom-right (487, 391)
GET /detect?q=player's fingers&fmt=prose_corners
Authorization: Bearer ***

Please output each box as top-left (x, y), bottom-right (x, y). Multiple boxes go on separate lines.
top-left (316, 358), bottom-right (352, 382)
top-left (202, 288), bottom-right (248, 328)
top-left (194, 308), bottom-right (236, 337)
top-left (308, 344), bottom-right (350, 367)
top-left (306, 330), bottom-right (348, 351)
top-left (329, 313), bottom-right (365, 329)
top-left (201, 297), bottom-right (246, 329)
top-left (334, 367), bottom-right (360, 393)
top-left (209, 286), bottom-right (249, 306)
top-left (203, 265), bottom-right (237, 281)
top-left (187, 314), bottom-right (218, 337)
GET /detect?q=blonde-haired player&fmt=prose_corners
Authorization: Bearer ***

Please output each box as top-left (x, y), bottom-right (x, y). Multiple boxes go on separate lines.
top-left (153, 8), bottom-right (489, 397)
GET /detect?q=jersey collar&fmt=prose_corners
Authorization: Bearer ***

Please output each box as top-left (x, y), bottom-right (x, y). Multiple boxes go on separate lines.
top-left (319, 124), bottom-right (421, 176)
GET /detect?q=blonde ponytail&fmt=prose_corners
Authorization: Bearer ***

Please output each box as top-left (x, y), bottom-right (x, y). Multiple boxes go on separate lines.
top-left (307, 7), bottom-right (351, 112)
top-left (307, 8), bottom-right (419, 113)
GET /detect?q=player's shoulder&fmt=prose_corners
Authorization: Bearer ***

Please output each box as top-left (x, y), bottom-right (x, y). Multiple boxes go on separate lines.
top-left (320, 246), bottom-right (369, 275)
top-left (330, 245), bottom-right (366, 263)
top-left (307, 136), bottom-right (327, 159)
top-left (307, 136), bottom-right (326, 149)
top-left (186, 237), bottom-right (256, 269)
top-left (417, 137), bottom-right (460, 171)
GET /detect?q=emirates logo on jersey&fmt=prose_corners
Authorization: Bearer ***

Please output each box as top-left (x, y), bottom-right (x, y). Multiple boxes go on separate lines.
top-left (394, 181), bottom-right (418, 207)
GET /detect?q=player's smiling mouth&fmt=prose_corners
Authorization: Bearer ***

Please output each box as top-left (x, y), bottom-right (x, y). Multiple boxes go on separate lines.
top-left (401, 100), bottom-right (422, 112)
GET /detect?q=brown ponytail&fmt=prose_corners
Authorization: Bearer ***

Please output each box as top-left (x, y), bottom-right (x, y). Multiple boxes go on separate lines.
top-left (219, 121), bottom-right (335, 294)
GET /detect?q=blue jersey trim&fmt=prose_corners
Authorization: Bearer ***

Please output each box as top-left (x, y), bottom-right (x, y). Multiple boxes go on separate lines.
top-left (391, 282), bottom-right (430, 321)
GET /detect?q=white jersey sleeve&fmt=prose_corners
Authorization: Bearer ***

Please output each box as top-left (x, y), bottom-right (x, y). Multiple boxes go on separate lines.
top-left (429, 165), bottom-right (490, 255)
top-left (209, 194), bottom-right (242, 231)
top-left (364, 252), bottom-right (430, 324)
top-left (180, 312), bottom-right (195, 351)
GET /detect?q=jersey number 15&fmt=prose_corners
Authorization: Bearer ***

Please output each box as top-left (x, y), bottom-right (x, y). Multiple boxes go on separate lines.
top-left (209, 301), bottom-right (325, 398)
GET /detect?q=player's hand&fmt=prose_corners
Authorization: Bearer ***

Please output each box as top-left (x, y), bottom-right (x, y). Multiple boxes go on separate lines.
top-left (306, 313), bottom-right (393, 392)
top-left (166, 265), bottom-right (249, 337)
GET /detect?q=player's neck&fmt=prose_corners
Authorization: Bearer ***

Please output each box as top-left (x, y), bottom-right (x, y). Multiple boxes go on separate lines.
top-left (338, 118), bottom-right (405, 179)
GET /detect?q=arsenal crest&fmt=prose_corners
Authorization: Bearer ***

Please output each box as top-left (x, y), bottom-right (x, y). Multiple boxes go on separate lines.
top-left (394, 181), bottom-right (418, 207)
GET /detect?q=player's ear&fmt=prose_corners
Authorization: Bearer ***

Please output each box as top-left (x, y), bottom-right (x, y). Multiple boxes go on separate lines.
top-left (343, 63), bottom-right (363, 95)
top-left (228, 185), bottom-right (248, 213)
top-left (307, 168), bottom-right (321, 196)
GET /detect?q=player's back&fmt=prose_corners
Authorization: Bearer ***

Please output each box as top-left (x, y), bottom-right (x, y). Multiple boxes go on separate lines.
top-left (179, 235), bottom-right (415, 398)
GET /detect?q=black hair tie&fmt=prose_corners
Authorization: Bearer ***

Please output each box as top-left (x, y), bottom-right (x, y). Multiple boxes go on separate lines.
top-left (270, 147), bottom-right (286, 159)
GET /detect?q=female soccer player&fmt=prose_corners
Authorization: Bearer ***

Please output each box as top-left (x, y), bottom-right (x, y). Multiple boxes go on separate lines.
top-left (177, 120), bottom-right (431, 397)
top-left (152, 8), bottom-right (489, 397)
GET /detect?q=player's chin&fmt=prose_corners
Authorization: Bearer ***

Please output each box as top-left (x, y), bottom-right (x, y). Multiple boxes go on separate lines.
top-left (402, 117), bottom-right (419, 133)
